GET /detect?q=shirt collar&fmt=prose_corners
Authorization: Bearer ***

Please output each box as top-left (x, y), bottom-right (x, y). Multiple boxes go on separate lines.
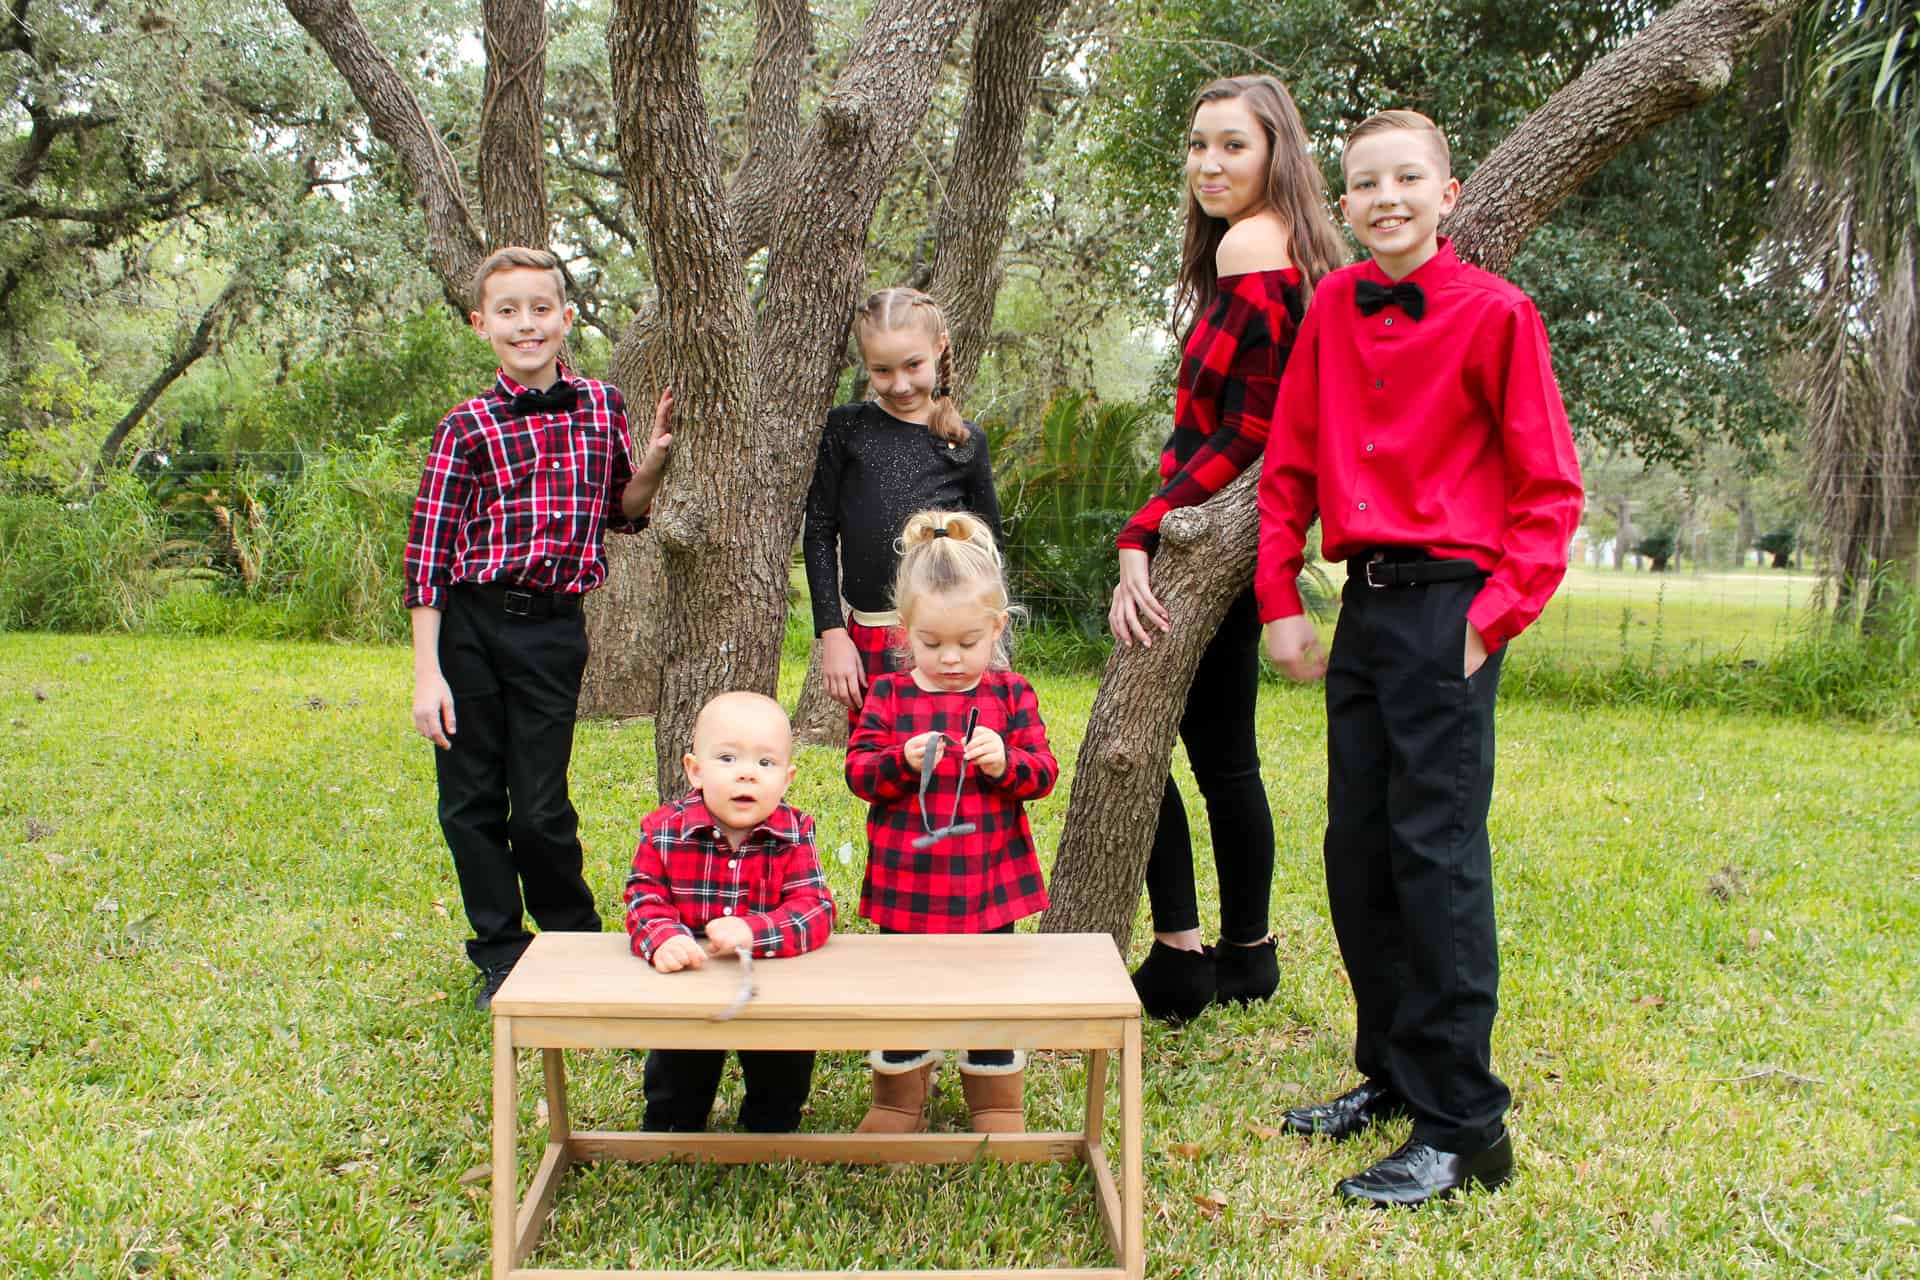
top-left (677, 792), bottom-right (803, 846)
top-left (1359, 236), bottom-right (1463, 293)
top-left (492, 361), bottom-right (575, 402)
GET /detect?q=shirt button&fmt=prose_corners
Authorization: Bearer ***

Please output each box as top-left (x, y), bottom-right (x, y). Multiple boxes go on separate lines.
top-left (544, 558), bottom-right (553, 566)
top-left (722, 906), bottom-right (734, 915)
top-left (729, 859), bottom-right (739, 869)
top-left (1384, 318), bottom-right (1394, 327)
top-left (1357, 501), bottom-right (1368, 511)
top-left (551, 461), bottom-right (560, 470)
top-left (1374, 380), bottom-right (1384, 389)
top-left (1365, 443), bottom-right (1376, 453)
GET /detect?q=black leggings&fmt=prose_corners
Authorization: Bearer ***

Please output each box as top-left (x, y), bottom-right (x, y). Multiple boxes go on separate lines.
top-left (1142, 587), bottom-right (1275, 943)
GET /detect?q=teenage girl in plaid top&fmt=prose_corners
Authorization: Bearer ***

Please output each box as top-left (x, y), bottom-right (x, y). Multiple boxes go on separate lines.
top-left (846, 510), bottom-right (1056, 1135)
top-left (1108, 75), bottom-right (1348, 1023)
top-left (803, 289), bottom-right (1003, 731)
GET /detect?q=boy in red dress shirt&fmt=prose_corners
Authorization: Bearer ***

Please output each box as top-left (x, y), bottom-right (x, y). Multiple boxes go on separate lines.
top-left (405, 246), bottom-right (674, 1011)
top-left (1256, 112), bottom-right (1584, 1206)
top-left (624, 692), bottom-right (835, 1133)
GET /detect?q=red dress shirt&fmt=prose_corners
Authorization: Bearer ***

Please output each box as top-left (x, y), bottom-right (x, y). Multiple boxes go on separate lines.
top-left (404, 365), bottom-right (641, 610)
top-left (623, 794), bottom-right (836, 961)
top-left (1255, 240), bottom-right (1584, 648)
top-left (1117, 268), bottom-right (1304, 550)
top-left (846, 669), bottom-right (1056, 933)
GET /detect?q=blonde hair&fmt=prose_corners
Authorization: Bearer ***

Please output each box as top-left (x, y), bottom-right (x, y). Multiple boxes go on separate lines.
top-left (854, 288), bottom-right (969, 445)
top-left (891, 511), bottom-right (1017, 663)
top-left (1342, 110), bottom-right (1452, 176)
top-left (471, 246), bottom-right (567, 311)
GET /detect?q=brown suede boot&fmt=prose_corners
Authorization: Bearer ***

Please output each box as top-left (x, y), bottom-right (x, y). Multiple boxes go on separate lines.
top-left (856, 1057), bottom-right (935, 1134)
top-left (960, 1055), bottom-right (1026, 1134)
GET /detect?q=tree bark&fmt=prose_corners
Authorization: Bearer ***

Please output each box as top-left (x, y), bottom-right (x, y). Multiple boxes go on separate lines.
top-left (97, 277), bottom-right (246, 469)
top-left (927, 0), bottom-right (1071, 395)
top-left (479, 0), bottom-right (551, 249)
top-left (282, 0), bottom-right (484, 310)
top-left (727, 0), bottom-right (816, 255)
top-left (1040, 0), bottom-right (1804, 944)
top-left (1445, 0), bottom-right (1802, 274)
top-left (620, 0), bottom-right (979, 801)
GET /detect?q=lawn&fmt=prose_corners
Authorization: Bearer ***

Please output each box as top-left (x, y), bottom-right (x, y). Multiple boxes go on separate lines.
top-left (1, 633), bottom-right (1914, 1277)
top-left (1519, 564), bottom-right (1832, 666)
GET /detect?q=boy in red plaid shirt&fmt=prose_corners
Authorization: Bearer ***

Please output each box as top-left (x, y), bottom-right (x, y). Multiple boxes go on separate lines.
top-left (405, 247), bottom-right (674, 1011)
top-left (847, 511), bottom-right (1057, 1135)
top-left (624, 692), bottom-right (835, 1132)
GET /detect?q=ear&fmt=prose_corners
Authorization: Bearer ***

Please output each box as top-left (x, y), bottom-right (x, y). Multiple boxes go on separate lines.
top-left (470, 310), bottom-right (487, 336)
top-left (682, 752), bottom-right (701, 789)
top-left (560, 302), bottom-right (578, 332)
top-left (1438, 176), bottom-right (1461, 217)
top-left (990, 610), bottom-right (1008, 641)
top-left (937, 329), bottom-right (951, 356)
top-left (783, 762), bottom-right (798, 791)
top-left (1338, 191), bottom-right (1352, 225)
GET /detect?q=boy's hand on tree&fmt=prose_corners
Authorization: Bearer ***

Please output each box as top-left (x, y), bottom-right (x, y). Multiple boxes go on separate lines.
top-left (637, 387), bottom-right (675, 479)
top-left (904, 732), bottom-right (939, 773)
top-left (821, 628), bottom-right (867, 709)
top-left (412, 672), bottom-right (456, 748)
top-left (703, 916), bottom-right (753, 956)
top-left (1264, 615), bottom-right (1327, 683)
top-left (1109, 547), bottom-right (1171, 648)
top-left (1464, 623), bottom-right (1489, 678)
top-left (651, 934), bottom-right (705, 973)
top-left (964, 725), bottom-right (1007, 778)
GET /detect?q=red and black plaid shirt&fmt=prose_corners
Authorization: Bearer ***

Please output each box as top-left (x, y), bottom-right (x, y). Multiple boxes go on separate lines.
top-left (846, 669), bottom-right (1056, 933)
top-left (623, 793), bottom-right (835, 961)
top-left (1116, 268), bottom-right (1304, 551)
top-left (404, 365), bottom-right (642, 610)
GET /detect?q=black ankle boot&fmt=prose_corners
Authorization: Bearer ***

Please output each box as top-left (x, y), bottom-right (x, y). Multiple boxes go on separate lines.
top-left (1213, 936), bottom-right (1278, 1004)
top-left (1130, 941), bottom-right (1216, 1022)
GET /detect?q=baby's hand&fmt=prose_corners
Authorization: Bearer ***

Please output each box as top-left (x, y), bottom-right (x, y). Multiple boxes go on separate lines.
top-left (904, 731), bottom-right (942, 773)
top-left (703, 915), bottom-right (753, 956)
top-left (651, 934), bottom-right (705, 973)
top-left (964, 725), bottom-right (1007, 778)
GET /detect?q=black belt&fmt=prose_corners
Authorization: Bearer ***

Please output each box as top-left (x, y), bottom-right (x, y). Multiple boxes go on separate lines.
top-left (461, 581), bottom-right (582, 617)
top-left (1349, 549), bottom-right (1483, 589)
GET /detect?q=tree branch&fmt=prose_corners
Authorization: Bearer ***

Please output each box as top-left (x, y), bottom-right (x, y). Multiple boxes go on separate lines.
top-left (726, 0), bottom-right (816, 254)
top-left (98, 278), bottom-right (248, 470)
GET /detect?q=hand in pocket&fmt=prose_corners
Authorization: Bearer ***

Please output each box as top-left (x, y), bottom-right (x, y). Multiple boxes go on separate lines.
top-left (1464, 622), bottom-right (1489, 679)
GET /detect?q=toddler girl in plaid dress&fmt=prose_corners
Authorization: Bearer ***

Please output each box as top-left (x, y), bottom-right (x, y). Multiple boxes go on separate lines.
top-left (845, 510), bottom-right (1057, 1134)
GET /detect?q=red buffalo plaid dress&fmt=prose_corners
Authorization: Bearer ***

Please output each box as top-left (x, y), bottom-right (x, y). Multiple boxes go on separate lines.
top-left (1116, 267), bottom-right (1304, 552)
top-left (847, 669), bottom-right (1057, 932)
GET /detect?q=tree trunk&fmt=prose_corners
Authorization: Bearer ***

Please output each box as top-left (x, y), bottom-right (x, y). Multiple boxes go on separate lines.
top-left (479, 0), bottom-right (551, 249)
top-left (579, 533), bottom-right (665, 718)
top-left (97, 277), bottom-right (245, 470)
top-left (1040, 0), bottom-right (1802, 943)
top-left (791, 636), bottom-right (848, 745)
top-left (282, 0), bottom-right (484, 310)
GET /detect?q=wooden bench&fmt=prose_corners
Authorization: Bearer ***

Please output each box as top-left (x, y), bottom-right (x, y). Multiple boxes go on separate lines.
top-left (489, 931), bottom-right (1144, 1279)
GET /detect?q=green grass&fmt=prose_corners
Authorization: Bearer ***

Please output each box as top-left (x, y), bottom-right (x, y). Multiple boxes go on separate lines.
top-left (1, 633), bottom-right (1915, 1277)
top-left (1525, 563), bottom-right (1833, 665)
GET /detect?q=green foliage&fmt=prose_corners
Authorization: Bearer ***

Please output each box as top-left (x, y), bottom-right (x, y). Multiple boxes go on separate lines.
top-left (0, 341), bottom-right (134, 492)
top-left (1756, 526), bottom-right (1798, 567)
top-left (0, 473), bottom-right (181, 631)
top-left (987, 393), bottom-right (1159, 639)
top-left (1633, 529), bottom-right (1677, 571)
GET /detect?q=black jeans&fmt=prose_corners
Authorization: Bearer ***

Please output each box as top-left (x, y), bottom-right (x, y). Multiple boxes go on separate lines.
top-left (1322, 572), bottom-right (1509, 1152)
top-left (878, 924), bottom-right (1015, 1069)
top-left (1143, 587), bottom-right (1276, 943)
top-left (433, 585), bottom-right (601, 971)
top-left (642, 1048), bottom-right (816, 1133)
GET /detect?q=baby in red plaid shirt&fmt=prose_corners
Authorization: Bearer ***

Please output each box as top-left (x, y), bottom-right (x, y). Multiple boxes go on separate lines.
top-left (846, 510), bottom-right (1057, 1135)
top-left (623, 691), bottom-right (835, 1133)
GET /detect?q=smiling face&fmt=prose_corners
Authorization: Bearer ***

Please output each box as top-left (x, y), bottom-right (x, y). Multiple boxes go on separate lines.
top-left (905, 588), bottom-right (1005, 693)
top-left (683, 693), bottom-right (796, 848)
top-left (1186, 96), bottom-right (1271, 226)
top-left (471, 266), bottom-right (574, 390)
top-left (1340, 127), bottom-right (1460, 280)
top-left (859, 320), bottom-right (946, 424)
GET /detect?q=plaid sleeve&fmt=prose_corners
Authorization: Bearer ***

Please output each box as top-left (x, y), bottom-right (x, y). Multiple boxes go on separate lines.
top-left (846, 680), bottom-right (916, 801)
top-left (740, 812), bottom-right (836, 958)
top-left (981, 675), bottom-right (1057, 801)
top-left (403, 411), bottom-right (473, 610)
top-left (622, 822), bottom-right (695, 961)
top-left (1116, 282), bottom-right (1294, 550)
top-left (600, 384), bottom-right (647, 535)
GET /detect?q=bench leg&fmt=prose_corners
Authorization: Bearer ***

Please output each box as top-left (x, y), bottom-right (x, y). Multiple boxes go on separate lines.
top-left (492, 1016), bottom-right (516, 1280)
top-left (1123, 1019), bottom-right (1143, 1280)
top-left (542, 1048), bottom-right (571, 1143)
top-left (1084, 1049), bottom-right (1108, 1145)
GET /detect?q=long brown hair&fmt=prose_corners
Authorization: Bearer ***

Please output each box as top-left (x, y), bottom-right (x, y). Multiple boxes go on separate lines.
top-left (854, 288), bottom-right (969, 445)
top-left (1175, 76), bottom-right (1345, 336)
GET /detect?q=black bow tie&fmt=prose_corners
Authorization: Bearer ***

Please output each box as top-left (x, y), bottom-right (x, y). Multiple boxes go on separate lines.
top-left (1355, 277), bottom-right (1426, 322)
top-left (507, 380), bottom-right (578, 417)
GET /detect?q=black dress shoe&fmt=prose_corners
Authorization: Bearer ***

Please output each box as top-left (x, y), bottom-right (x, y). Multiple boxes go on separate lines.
top-left (1213, 935), bottom-right (1278, 1004)
top-left (1130, 941), bottom-right (1216, 1022)
top-left (1336, 1131), bottom-right (1514, 1207)
top-left (1281, 1079), bottom-right (1410, 1140)
top-left (474, 961), bottom-right (516, 1012)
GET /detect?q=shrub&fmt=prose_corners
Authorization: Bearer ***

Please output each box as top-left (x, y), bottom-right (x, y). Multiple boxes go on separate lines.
top-left (0, 474), bottom-right (183, 631)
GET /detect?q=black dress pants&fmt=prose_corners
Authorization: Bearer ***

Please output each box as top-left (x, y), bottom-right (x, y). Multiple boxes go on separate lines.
top-left (642, 1048), bottom-right (816, 1133)
top-left (433, 585), bottom-right (601, 971)
top-left (1322, 571), bottom-right (1509, 1152)
top-left (1143, 587), bottom-right (1276, 944)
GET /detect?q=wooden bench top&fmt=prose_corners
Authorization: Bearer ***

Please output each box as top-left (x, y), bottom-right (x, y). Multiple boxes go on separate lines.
top-left (491, 931), bottom-right (1140, 1022)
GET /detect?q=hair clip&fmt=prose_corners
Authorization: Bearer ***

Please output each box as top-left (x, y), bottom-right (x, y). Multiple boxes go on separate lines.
top-left (930, 526), bottom-right (950, 538)
top-left (935, 384), bottom-right (951, 398)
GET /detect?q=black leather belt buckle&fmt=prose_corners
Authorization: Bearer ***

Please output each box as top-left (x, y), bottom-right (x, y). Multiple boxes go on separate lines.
top-left (502, 588), bottom-right (535, 616)
top-left (1362, 555), bottom-right (1407, 589)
